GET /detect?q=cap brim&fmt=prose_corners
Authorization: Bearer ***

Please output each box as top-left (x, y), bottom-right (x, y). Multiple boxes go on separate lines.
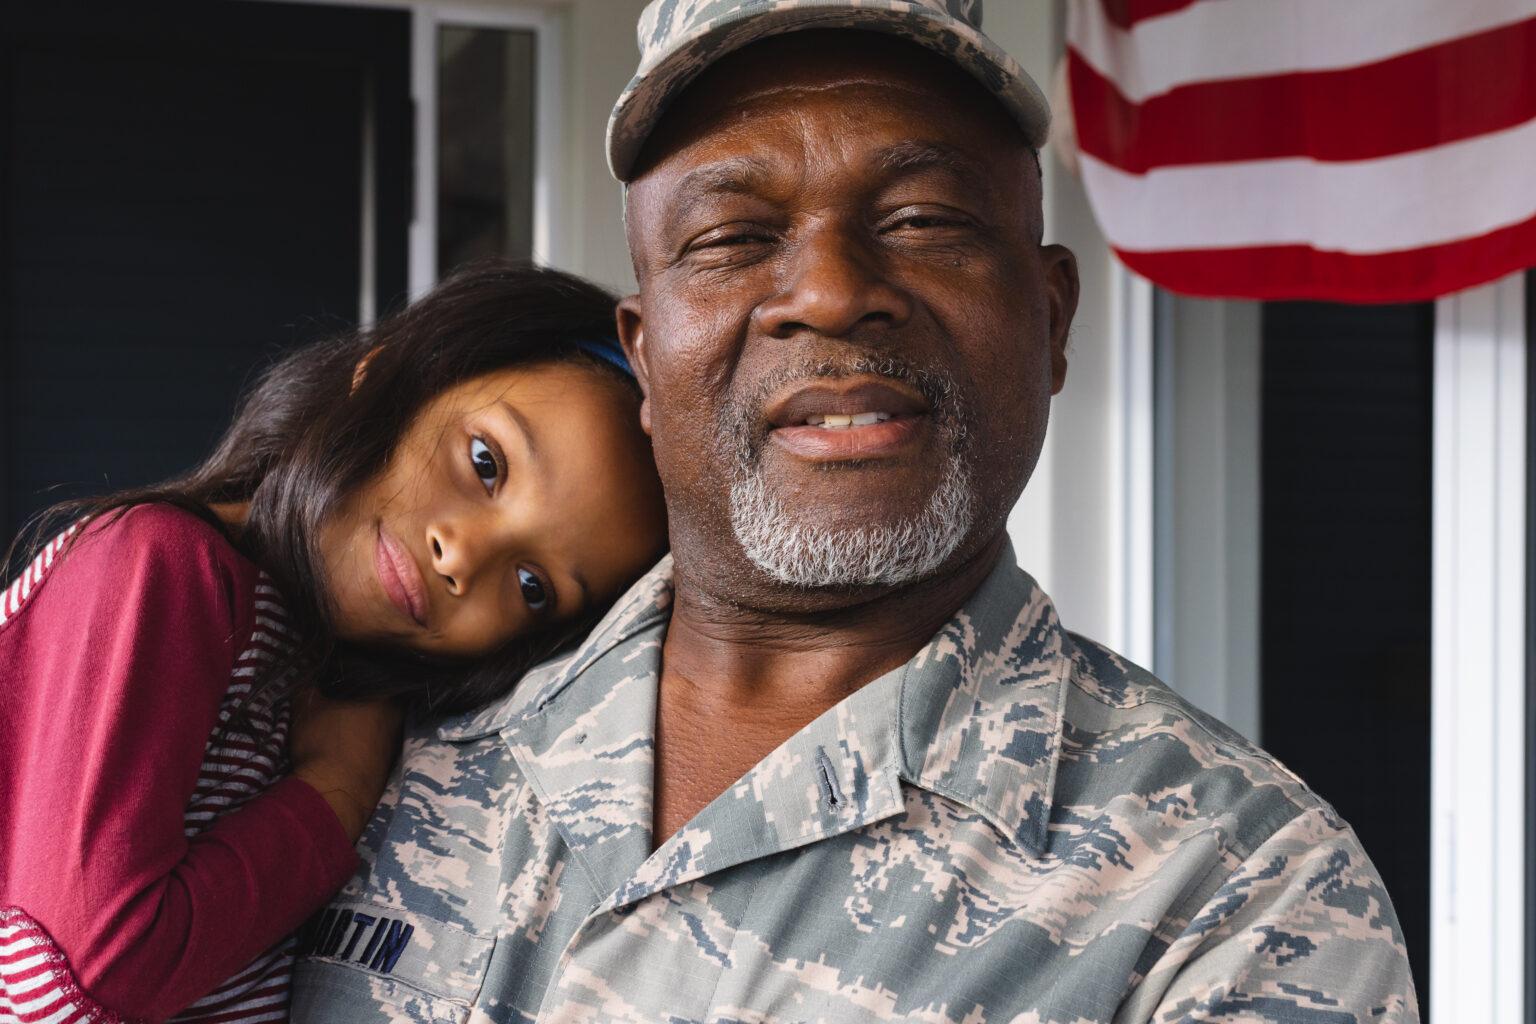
top-left (607, 3), bottom-right (1050, 181)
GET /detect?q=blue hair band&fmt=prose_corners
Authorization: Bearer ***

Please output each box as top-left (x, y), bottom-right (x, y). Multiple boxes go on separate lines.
top-left (573, 338), bottom-right (634, 378)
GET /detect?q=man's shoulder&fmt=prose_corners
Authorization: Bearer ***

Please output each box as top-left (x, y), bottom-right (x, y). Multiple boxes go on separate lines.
top-left (323, 718), bottom-right (535, 931)
top-left (1048, 635), bottom-right (1417, 1019)
top-left (1054, 629), bottom-right (1328, 862)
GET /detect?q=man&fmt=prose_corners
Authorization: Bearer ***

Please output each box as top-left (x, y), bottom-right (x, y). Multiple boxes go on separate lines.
top-left (293, 3), bottom-right (1419, 1021)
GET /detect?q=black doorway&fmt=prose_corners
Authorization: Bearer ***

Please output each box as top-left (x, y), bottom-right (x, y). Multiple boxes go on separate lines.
top-left (0, 1), bottom-right (410, 547)
top-left (1260, 300), bottom-right (1434, 1009)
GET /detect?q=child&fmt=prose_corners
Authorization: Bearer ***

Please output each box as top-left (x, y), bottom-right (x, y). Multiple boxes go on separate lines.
top-left (0, 261), bottom-right (668, 1022)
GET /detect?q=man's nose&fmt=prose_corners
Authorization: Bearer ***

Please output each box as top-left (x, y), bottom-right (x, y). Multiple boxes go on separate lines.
top-left (753, 225), bottom-right (913, 340)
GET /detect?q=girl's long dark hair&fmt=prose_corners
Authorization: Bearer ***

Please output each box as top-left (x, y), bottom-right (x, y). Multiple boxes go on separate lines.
top-left (6, 259), bottom-right (640, 716)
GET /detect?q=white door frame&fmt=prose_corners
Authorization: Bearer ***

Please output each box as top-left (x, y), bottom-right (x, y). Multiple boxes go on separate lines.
top-left (1107, 264), bottom-right (1157, 669)
top-left (408, 2), bottom-right (566, 298)
top-left (244, 0), bottom-right (567, 303)
top-left (1430, 271), bottom-right (1527, 1022)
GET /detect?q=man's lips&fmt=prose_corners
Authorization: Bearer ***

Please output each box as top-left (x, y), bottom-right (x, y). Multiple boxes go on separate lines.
top-left (764, 378), bottom-right (930, 461)
top-left (765, 379), bottom-right (928, 428)
top-left (375, 527), bottom-right (429, 628)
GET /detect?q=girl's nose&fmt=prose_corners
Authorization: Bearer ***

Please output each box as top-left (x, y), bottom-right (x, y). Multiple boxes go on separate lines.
top-left (428, 511), bottom-right (522, 599)
top-left (428, 523), bottom-right (474, 596)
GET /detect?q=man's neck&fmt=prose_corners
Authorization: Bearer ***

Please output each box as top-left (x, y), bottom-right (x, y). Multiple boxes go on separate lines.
top-left (663, 530), bottom-right (1009, 708)
top-left (649, 530), bottom-right (1008, 845)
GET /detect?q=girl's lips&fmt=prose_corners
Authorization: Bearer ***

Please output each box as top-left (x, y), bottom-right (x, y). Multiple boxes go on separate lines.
top-left (375, 527), bottom-right (429, 627)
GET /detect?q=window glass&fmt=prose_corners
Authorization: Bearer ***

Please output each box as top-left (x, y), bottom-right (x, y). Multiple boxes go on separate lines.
top-left (437, 26), bottom-right (535, 274)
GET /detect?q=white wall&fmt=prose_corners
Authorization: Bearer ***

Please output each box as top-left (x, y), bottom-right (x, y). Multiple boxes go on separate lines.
top-left (553, 0), bottom-right (647, 293)
top-left (989, 2), bottom-right (1139, 656)
top-left (1154, 296), bottom-right (1261, 740)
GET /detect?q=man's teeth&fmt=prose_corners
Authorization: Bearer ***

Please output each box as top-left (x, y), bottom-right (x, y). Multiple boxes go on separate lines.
top-left (804, 412), bottom-right (893, 429)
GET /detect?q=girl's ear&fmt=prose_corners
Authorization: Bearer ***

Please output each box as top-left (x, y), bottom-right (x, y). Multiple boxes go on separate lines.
top-left (350, 345), bottom-right (385, 395)
top-left (615, 296), bottom-right (653, 436)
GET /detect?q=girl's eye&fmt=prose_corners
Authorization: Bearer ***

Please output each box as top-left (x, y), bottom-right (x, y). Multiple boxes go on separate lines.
top-left (517, 567), bottom-right (550, 612)
top-left (469, 437), bottom-right (499, 494)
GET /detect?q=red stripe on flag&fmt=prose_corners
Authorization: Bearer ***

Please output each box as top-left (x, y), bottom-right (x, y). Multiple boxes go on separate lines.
top-left (1097, 0), bottom-right (1202, 31)
top-left (1070, 15), bottom-right (1536, 171)
top-left (1114, 210), bottom-right (1536, 303)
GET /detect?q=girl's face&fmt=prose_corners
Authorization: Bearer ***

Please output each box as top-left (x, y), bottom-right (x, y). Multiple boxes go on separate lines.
top-left (320, 361), bottom-right (668, 659)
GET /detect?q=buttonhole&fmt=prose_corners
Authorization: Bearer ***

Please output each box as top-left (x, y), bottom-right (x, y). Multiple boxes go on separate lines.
top-left (814, 746), bottom-right (844, 810)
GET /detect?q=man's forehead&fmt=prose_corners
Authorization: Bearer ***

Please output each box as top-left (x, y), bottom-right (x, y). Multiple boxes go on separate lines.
top-left (629, 30), bottom-right (1024, 185)
top-left (663, 139), bottom-right (1000, 206)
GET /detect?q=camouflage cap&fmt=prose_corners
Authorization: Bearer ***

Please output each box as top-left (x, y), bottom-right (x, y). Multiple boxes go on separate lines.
top-left (607, 0), bottom-right (1051, 181)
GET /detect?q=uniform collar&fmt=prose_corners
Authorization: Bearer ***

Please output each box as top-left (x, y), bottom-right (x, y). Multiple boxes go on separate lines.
top-left (894, 545), bottom-right (1071, 857)
top-left (436, 542), bottom-right (1071, 887)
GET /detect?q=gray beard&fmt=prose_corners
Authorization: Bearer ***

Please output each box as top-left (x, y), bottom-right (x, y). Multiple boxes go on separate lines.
top-left (728, 453), bottom-right (976, 589)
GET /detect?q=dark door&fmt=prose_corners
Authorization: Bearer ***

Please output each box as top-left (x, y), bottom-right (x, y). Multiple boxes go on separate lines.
top-left (1260, 300), bottom-right (1434, 1009)
top-left (0, 0), bottom-right (410, 546)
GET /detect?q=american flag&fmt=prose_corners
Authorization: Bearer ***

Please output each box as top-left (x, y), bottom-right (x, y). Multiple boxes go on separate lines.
top-left (1066, 0), bottom-right (1536, 302)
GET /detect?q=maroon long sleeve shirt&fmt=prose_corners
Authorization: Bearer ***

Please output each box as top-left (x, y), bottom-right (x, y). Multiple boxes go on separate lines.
top-left (0, 504), bottom-right (358, 1021)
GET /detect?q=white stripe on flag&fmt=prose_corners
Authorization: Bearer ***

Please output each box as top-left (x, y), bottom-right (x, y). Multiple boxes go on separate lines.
top-left (1079, 115), bottom-right (1536, 254)
top-left (1068, 0), bottom-right (1534, 103)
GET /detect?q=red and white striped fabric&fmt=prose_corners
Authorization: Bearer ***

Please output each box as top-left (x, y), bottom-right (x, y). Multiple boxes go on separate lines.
top-left (0, 909), bottom-right (116, 1024)
top-left (0, 531), bottom-right (299, 1024)
top-left (1066, 0), bottom-right (1536, 302)
top-left (0, 526), bottom-right (79, 629)
top-left (166, 576), bottom-right (297, 1024)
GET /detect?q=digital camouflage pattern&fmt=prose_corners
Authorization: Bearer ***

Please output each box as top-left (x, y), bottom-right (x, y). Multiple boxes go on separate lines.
top-left (291, 548), bottom-right (1419, 1023)
top-left (605, 0), bottom-right (1053, 180)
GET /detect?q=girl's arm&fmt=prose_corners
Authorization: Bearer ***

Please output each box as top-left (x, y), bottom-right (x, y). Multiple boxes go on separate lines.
top-left (6, 507), bottom-right (365, 1020)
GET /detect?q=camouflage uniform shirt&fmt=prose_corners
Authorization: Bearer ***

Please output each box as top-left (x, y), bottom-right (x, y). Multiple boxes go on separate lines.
top-left (291, 548), bottom-right (1419, 1023)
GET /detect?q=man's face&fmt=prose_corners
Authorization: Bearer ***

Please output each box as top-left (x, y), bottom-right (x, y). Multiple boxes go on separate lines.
top-left (619, 32), bottom-right (1077, 606)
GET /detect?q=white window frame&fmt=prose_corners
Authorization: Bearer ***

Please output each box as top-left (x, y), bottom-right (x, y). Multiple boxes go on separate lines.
top-left (1431, 271), bottom-right (1527, 1023)
top-left (1108, 264), bottom-right (1156, 669)
top-left (251, 0), bottom-right (566, 302)
top-left (409, 2), bottom-right (566, 298)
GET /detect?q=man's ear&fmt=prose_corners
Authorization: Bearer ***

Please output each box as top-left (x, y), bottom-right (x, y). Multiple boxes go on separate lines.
top-left (1041, 244), bottom-right (1079, 395)
top-left (350, 344), bottom-right (384, 395)
top-left (615, 295), bottom-right (653, 436)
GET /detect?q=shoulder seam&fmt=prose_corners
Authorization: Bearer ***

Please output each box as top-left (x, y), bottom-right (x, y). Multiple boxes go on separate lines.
top-left (1060, 641), bottom-right (1323, 816)
top-left (1161, 803), bottom-right (1312, 942)
top-left (1137, 692), bottom-right (1324, 812)
top-left (1061, 631), bottom-right (1159, 711)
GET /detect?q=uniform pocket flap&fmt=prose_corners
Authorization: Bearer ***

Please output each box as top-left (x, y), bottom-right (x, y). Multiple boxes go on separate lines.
top-left (294, 899), bottom-right (493, 1002)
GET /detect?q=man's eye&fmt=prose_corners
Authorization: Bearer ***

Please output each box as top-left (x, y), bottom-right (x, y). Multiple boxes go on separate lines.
top-left (688, 225), bottom-right (774, 253)
top-left (517, 567), bottom-right (550, 612)
top-left (891, 213), bottom-right (964, 231)
top-left (469, 437), bottom-right (499, 494)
